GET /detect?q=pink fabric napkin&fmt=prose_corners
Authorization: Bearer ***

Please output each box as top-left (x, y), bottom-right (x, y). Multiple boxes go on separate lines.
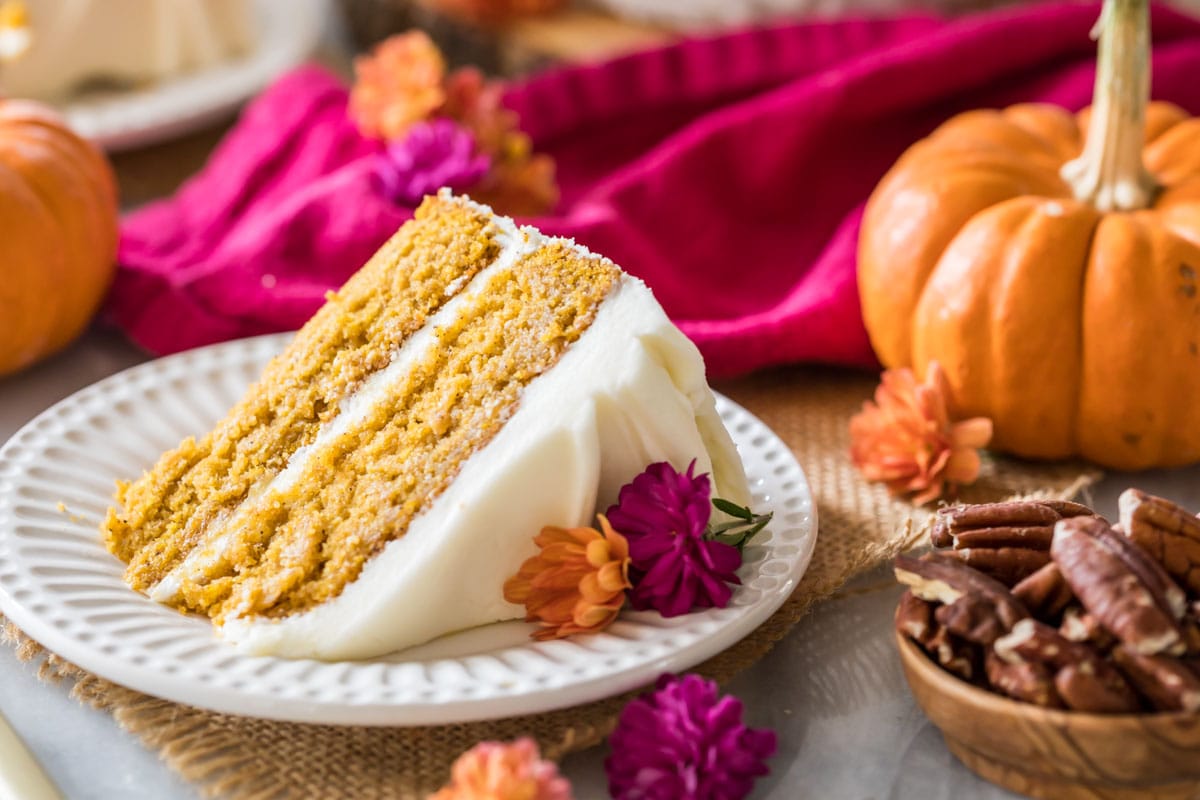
top-left (111, 3), bottom-right (1200, 377)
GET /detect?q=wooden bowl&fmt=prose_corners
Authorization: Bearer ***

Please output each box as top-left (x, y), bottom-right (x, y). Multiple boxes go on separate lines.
top-left (895, 632), bottom-right (1200, 799)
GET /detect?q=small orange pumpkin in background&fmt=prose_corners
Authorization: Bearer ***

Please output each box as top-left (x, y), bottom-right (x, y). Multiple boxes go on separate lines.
top-left (858, 0), bottom-right (1200, 470)
top-left (0, 99), bottom-right (119, 377)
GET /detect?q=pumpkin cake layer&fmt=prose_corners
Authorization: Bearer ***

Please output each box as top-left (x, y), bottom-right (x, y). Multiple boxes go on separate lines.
top-left (104, 191), bottom-right (750, 659)
top-left (104, 196), bottom-right (499, 576)
top-left (158, 240), bottom-right (620, 622)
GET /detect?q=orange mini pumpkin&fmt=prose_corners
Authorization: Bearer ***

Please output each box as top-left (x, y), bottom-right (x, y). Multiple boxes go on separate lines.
top-left (858, 0), bottom-right (1200, 470)
top-left (0, 100), bottom-right (118, 377)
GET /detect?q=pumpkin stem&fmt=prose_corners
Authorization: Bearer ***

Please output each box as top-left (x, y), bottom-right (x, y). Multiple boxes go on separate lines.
top-left (1060, 0), bottom-right (1158, 212)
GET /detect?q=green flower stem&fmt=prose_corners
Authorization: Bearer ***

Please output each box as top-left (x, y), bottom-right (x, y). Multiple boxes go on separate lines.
top-left (708, 498), bottom-right (773, 554)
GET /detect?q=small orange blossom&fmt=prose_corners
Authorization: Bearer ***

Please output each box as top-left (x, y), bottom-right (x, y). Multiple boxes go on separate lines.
top-left (0, 0), bottom-right (32, 63)
top-left (850, 361), bottom-right (992, 505)
top-left (349, 31), bottom-right (447, 140)
top-left (442, 66), bottom-right (513, 155)
top-left (429, 738), bottom-right (572, 800)
top-left (504, 515), bottom-right (631, 640)
top-left (471, 146), bottom-right (558, 217)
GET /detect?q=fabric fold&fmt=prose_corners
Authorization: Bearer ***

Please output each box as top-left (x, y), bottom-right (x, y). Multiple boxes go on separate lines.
top-left (112, 3), bottom-right (1200, 375)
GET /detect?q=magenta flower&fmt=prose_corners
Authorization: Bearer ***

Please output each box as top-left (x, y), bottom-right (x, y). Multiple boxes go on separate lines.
top-left (374, 118), bottom-right (490, 205)
top-left (606, 461), bottom-right (741, 617)
top-left (606, 674), bottom-right (777, 800)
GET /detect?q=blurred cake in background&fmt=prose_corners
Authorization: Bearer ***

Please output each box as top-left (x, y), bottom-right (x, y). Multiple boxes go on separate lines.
top-left (1, 0), bottom-right (255, 100)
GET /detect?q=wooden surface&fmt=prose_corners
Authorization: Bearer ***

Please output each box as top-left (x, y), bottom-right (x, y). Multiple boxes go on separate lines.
top-left (498, 9), bottom-right (672, 73)
top-left (338, 0), bottom-right (673, 76)
top-left (109, 123), bottom-right (233, 209)
top-left (896, 633), bottom-right (1200, 799)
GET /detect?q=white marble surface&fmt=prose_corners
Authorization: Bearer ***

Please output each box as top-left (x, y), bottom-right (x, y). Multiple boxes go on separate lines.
top-left (1, 328), bottom-right (1199, 799)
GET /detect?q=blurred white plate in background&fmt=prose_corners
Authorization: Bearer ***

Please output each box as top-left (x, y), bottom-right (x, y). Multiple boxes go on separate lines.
top-left (56, 0), bottom-right (326, 151)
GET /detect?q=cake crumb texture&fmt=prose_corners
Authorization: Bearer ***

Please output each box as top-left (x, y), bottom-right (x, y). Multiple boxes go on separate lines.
top-left (104, 196), bottom-right (499, 591)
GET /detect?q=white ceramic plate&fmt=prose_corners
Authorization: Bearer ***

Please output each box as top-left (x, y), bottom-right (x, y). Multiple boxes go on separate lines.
top-left (56, 0), bottom-right (326, 152)
top-left (0, 333), bottom-right (817, 726)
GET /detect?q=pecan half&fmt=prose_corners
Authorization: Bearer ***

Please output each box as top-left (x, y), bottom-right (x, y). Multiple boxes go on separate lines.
top-left (1038, 500), bottom-right (1101, 519)
top-left (936, 501), bottom-right (1065, 536)
top-left (928, 625), bottom-right (981, 682)
top-left (1120, 489), bottom-right (1200, 596)
top-left (1092, 520), bottom-right (1188, 620)
top-left (894, 552), bottom-right (1028, 630)
top-left (943, 547), bottom-right (1050, 586)
top-left (935, 592), bottom-right (1006, 646)
top-left (985, 651), bottom-right (1061, 708)
top-left (932, 500), bottom-right (1095, 549)
top-left (950, 526), bottom-right (1055, 550)
top-left (1052, 518), bottom-right (1186, 656)
top-left (1013, 563), bottom-right (1075, 619)
top-left (895, 591), bottom-right (935, 645)
top-left (1182, 615), bottom-right (1200, 657)
top-left (1113, 645), bottom-right (1200, 712)
top-left (1060, 607), bottom-right (1115, 650)
top-left (1054, 663), bottom-right (1142, 713)
top-left (994, 618), bottom-right (1098, 668)
top-left (896, 589), bottom-right (982, 682)
top-left (995, 619), bottom-right (1139, 712)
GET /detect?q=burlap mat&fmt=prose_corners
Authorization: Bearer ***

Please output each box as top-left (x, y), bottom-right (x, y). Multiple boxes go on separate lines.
top-left (1, 366), bottom-right (1099, 799)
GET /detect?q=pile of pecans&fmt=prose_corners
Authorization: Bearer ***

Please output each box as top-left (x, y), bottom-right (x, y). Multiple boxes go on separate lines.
top-left (894, 489), bottom-right (1200, 713)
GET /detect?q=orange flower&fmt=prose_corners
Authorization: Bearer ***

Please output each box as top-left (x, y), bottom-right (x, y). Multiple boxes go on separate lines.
top-left (430, 738), bottom-right (573, 800)
top-left (850, 361), bottom-right (992, 505)
top-left (443, 66), bottom-right (515, 155)
top-left (442, 69), bottom-right (559, 215)
top-left (470, 133), bottom-right (559, 216)
top-left (503, 515), bottom-right (631, 640)
top-left (349, 31), bottom-right (447, 140)
top-left (0, 0), bottom-right (32, 63)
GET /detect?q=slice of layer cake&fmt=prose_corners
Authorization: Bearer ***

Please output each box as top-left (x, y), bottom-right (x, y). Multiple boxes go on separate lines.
top-left (103, 191), bottom-right (750, 660)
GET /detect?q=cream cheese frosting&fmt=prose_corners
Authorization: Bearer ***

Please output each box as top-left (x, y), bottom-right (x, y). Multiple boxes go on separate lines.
top-left (216, 231), bottom-right (750, 660)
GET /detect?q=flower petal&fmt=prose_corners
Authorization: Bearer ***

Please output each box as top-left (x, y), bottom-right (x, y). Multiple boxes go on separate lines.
top-left (606, 674), bottom-right (775, 800)
top-left (850, 363), bottom-right (992, 505)
top-left (943, 446), bottom-right (983, 485)
top-left (950, 417), bottom-right (994, 449)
